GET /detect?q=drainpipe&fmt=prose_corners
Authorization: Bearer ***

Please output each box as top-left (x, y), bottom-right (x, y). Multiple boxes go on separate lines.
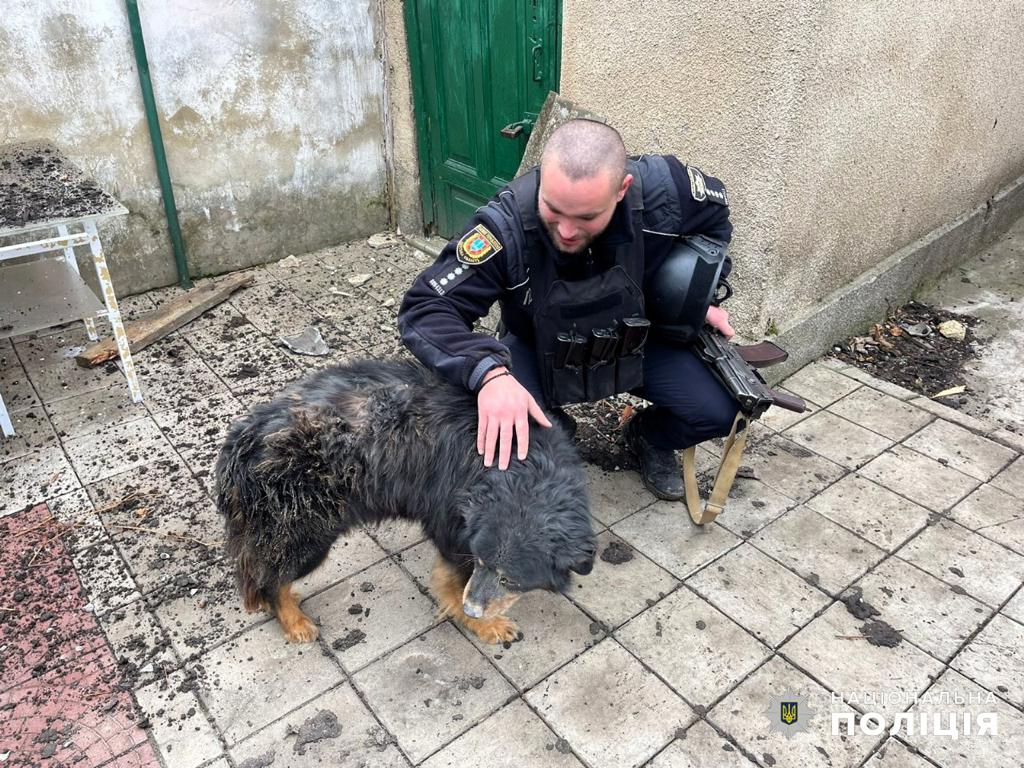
top-left (125, 0), bottom-right (192, 289)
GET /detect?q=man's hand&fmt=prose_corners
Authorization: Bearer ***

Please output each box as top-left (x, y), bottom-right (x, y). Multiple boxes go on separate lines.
top-left (706, 305), bottom-right (735, 338)
top-left (476, 367), bottom-right (552, 470)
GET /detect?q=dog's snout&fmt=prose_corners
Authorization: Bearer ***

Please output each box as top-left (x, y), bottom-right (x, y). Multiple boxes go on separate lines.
top-left (462, 601), bottom-right (484, 618)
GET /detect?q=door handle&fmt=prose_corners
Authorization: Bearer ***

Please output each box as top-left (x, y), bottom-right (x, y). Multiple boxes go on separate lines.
top-left (500, 118), bottom-right (534, 139)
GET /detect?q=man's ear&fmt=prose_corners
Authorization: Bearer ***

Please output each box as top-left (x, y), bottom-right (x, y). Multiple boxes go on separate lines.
top-left (616, 173), bottom-right (634, 203)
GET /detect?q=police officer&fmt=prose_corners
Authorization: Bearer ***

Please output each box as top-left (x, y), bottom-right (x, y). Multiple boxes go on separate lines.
top-left (398, 119), bottom-right (737, 500)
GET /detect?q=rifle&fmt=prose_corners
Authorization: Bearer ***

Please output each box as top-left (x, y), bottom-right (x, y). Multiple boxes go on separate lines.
top-left (692, 328), bottom-right (806, 419)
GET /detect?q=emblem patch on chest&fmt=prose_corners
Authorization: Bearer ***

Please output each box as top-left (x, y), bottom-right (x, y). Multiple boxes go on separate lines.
top-left (457, 224), bottom-right (503, 265)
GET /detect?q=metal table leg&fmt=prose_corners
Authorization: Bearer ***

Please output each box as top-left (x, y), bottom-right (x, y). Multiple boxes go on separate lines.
top-left (57, 223), bottom-right (99, 341)
top-left (0, 391), bottom-right (13, 437)
top-left (83, 220), bottom-right (143, 403)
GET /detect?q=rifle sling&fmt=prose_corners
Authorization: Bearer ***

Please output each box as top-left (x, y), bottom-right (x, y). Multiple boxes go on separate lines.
top-left (681, 411), bottom-right (749, 526)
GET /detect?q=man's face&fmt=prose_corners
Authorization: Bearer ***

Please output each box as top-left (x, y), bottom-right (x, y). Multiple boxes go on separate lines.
top-left (538, 161), bottom-right (632, 254)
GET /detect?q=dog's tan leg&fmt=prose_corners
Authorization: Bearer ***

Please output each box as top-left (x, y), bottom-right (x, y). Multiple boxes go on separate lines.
top-left (275, 584), bottom-right (319, 643)
top-left (430, 558), bottom-right (519, 644)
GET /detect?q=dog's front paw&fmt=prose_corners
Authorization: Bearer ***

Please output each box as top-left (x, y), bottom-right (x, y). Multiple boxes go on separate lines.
top-left (472, 616), bottom-right (519, 645)
top-left (281, 614), bottom-right (320, 643)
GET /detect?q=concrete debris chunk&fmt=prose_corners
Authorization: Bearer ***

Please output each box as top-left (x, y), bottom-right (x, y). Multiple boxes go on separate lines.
top-left (347, 273), bottom-right (373, 287)
top-left (937, 319), bottom-right (967, 340)
top-left (279, 326), bottom-right (329, 356)
top-left (367, 232), bottom-right (399, 249)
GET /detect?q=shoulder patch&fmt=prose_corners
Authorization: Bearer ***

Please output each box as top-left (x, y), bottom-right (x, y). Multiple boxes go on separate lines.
top-left (457, 224), bottom-right (503, 265)
top-left (687, 166), bottom-right (708, 202)
top-left (426, 259), bottom-right (474, 296)
top-left (688, 165), bottom-right (729, 206)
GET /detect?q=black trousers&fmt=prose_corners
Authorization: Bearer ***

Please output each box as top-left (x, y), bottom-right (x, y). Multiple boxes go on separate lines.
top-left (502, 334), bottom-right (738, 450)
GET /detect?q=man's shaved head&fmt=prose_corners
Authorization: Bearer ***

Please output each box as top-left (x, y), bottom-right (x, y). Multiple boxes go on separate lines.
top-left (540, 119), bottom-right (627, 187)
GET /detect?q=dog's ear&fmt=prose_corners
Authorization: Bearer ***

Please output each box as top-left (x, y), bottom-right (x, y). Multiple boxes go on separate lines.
top-left (568, 540), bottom-right (597, 575)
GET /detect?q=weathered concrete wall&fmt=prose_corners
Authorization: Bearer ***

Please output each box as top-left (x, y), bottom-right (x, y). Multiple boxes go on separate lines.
top-left (559, 0), bottom-right (1024, 341)
top-left (1, 0), bottom-right (387, 295)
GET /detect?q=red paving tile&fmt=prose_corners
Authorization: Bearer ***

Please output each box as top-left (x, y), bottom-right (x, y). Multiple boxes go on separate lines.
top-left (0, 504), bottom-right (151, 767)
top-left (0, 504), bottom-right (107, 692)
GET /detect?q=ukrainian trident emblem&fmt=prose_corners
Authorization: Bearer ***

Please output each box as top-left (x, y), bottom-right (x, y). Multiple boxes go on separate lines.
top-left (767, 692), bottom-right (810, 738)
top-left (781, 700), bottom-right (799, 725)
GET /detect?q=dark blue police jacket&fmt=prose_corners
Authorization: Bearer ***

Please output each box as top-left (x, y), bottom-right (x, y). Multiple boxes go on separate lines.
top-left (398, 154), bottom-right (733, 392)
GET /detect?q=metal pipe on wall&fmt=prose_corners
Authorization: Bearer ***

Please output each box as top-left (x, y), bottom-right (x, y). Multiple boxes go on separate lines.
top-left (124, 0), bottom-right (192, 289)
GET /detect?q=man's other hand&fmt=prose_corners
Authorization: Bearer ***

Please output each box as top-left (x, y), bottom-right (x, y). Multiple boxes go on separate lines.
top-left (706, 305), bottom-right (735, 339)
top-left (476, 367), bottom-right (552, 470)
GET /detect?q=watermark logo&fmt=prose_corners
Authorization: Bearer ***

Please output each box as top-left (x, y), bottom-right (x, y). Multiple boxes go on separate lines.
top-left (767, 692), bottom-right (810, 738)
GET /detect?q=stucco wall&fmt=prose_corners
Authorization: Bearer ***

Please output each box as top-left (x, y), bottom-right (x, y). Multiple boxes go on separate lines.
top-left (1, 0), bottom-right (387, 295)
top-left (559, 0), bottom-right (1024, 337)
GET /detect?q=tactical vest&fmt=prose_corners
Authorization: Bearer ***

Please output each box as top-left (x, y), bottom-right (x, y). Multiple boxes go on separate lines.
top-left (502, 165), bottom-right (649, 406)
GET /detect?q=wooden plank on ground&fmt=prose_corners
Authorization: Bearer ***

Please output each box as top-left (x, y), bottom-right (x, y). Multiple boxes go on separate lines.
top-left (75, 273), bottom-right (254, 367)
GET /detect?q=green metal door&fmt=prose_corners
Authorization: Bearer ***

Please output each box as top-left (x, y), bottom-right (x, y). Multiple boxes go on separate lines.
top-left (405, 0), bottom-right (561, 238)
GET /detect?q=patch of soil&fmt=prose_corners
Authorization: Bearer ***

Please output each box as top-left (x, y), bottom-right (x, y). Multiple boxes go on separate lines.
top-left (599, 540), bottom-right (634, 565)
top-left (859, 619), bottom-right (903, 648)
top-left (566, 396), bottom-right (641, 471)
top-left (832, 301), bottom-right (981, 405)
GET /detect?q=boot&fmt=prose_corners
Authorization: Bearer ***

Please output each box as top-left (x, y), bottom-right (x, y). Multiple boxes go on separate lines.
top-left (624, 414), bottom-right (685, 501)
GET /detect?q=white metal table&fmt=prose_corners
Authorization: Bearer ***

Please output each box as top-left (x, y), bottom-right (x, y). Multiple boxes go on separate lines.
top-left (0, 141), bottom-right (143, 437)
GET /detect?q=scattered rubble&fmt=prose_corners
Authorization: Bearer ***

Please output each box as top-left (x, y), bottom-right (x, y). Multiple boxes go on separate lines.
top-left (833, 301), bottom-right (981, 404)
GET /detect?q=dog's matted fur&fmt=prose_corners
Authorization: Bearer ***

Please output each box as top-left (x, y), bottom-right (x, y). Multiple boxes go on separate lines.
top-left (215, 358), bottom-right (595, 644)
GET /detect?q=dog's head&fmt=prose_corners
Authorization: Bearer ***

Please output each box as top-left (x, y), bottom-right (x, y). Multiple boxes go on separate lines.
top-left (460, 451), bottom-right (596, 619)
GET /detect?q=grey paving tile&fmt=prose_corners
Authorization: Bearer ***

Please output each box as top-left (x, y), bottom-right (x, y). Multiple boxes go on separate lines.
top-left (838, 367), bottom-right (922, 401)
top-left (1003, 589), bottom-right (1024, 626)
top-left (584, 464), bottom-right (655, 526)
top-left (781, 602), bottom-right (945, 718)
top-left (567, 530), bottom-right (680, 629)
top-left (827, 386), bottom-right (934, 441)
top-left (294, 528), bottom-right (388, 596)
top-left (805, 474), bottom-right (932, 552)
top-left (130, 336), bottom-right (235, 411)
top-left (902, 418), bottom-right (1017, 481)
top-left (0, 346), bottom-right (40, 410)
top-left (780, 363), bottom-right (861, 407)
top-left (306, 558), bottom-right (437, 672)
top-left (150, 389), bottom-right (245, 456)
top-left (63, 416), bottom-right (177, 484)
top-left (44, 385), bottom-right (149, 438)
top-left (751, 506), bottom-right (887, 595)
top-left (151, 560), bottom-right (266, 660)
top-left (525, 639), bottom-right (695, 768)
top-left (648, 721), bottom-right (756, 767)
top-left (991, 454), bottom-right (1024, 499)
top-left (86, 461), bottom-right (224, 594)
top-left (686, 544), bottom-right (830, 648)
top-left (419, 699), bottom-right (584, 768)
top-left (0, 406), bottom-right (59, 462)
top-left (177, 303), bottom-right (266, 360)
top-left (0, 443), bottom-right (81, 516)
top-left (714, 477), bottom-right (799, 540)
top-left (16, 331), bottom-right (126, 404)
top-left (366, 519), bottom-right (426, 553)
top-left (393, 539), bottom-right (437, 590)
top-left (352, 623), bottom-right (516, 764)
top-left (135, 670), bottom-right (224, 768)
top-left (850, 556), bottom-right (991, 662)
top-left (859, 445), bottom-right (979, 512)
top-left (707, 655), bottom-right (876, 768)
top-left (896, 519), bottom-right (1024, 607)
top-left (949, 483), bottom-right (1024, 555)
top-left (783, 410), bottom-right (894, 470)
top-left (908, 396), bottom-right (1000, 437)
top-left (611, 502), bottom-right (741, 579)
top-left (46, 487), bottom-right (106, 552)
top-left (228, 280), bottom-right (325, 338)
top-left (71, 539), bottom-right (141, 615)
top-left (861, 738), bottom-right (937, 768)
top-left (618, 588), bottom-right (770, 709)
top-left (193, 621), bottom-right (346, 746)
top-left (464, 589), bottom-right (599, 690)
top-left (950, 614), bottom-right (1024, 709)
top-left (754, 387), bottom-right (819, 432)
top-left (740, 435), bottom-right (847, 504)
top-left (904, 669), bottom-right (1024, 767)
top-left (208, 339), bottom-right (304, 402)
top-left (229, 682), bottom-right (409, 768)
top-left (98, 597), bottom-right (179, 689)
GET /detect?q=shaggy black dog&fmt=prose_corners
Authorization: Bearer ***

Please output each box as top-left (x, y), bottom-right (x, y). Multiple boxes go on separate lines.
top-left (215, 358), bottom-right (595, 644)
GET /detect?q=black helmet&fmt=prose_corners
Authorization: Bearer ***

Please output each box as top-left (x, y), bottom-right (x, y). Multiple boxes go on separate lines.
top-left (646, 235), bottom-right (728, 343)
